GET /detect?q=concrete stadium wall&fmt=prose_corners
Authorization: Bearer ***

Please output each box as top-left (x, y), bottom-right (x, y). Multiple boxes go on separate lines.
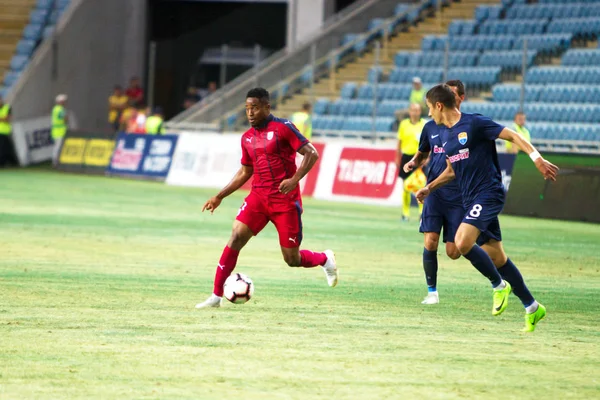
top-left (7, 0), bottom-right (146, 133)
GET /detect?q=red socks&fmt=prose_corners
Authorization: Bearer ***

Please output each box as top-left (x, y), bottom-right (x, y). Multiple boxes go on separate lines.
top-left (213, 246), bottom-right (240, 296)
top-left (299, 250), bottom-right (327, 268)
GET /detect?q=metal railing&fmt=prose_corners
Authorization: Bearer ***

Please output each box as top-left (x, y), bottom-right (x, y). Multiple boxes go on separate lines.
top-left (171, 0), bottom-right (433, 126)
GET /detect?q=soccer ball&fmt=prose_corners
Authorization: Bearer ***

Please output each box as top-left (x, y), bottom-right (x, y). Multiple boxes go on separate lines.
top-left (223, 273), bottom-right (254, 304)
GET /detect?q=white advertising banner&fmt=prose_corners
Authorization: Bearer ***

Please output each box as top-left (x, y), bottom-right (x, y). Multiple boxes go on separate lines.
top-left (166, 133), bottom-right (241, 188)
top-left (12, 113), bottom-right (78, 166)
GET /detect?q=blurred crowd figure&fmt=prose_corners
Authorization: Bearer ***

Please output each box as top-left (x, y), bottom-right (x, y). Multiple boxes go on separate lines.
top-left (183, 81), bottom-right (217, 111)
top-left (0, 95), bottom-right (17, 167)
top-left (108, 76), bottom-right (164, 134)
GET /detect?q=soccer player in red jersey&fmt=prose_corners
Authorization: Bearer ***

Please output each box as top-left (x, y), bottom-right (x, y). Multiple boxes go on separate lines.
top-left (196, 88), bottom-right (338, 308)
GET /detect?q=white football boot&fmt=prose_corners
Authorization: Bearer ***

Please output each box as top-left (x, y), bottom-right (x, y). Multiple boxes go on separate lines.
top-left (322, 249), bottom-right (339, 287)
top-left (421, 291), bottom-right (439, 305)
top-left (195, 294), bottom-right (222, 309)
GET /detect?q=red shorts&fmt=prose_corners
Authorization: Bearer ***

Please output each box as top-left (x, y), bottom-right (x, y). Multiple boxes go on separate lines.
top-left (235, 190), bottom-right (303, 248)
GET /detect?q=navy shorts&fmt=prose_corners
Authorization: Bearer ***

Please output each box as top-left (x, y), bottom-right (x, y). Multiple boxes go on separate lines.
top-left (462, 196), bottom-right (504, 245)
top-left (419, 194), bottom-right (465, 243)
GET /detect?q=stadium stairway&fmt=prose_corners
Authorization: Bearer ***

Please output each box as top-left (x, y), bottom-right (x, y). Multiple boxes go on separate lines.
top-left (275, 0), bottom-right (501, 118)
top-left (0, 0), bottom-right (36, 84)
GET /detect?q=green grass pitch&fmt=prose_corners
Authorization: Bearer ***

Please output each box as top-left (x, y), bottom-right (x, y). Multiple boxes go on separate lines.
top-left (1, 169), bottom-right (599, 399)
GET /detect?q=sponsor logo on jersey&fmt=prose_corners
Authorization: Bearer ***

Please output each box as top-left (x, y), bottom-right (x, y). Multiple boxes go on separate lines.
top-left (433, 145), bottom-right (445, 154)
top-left (458, 131), bottom-right (468, 145)
top-left (448, 148), bottom-right (470, 163)
top-left (267, 131), bottom-right (274, 140)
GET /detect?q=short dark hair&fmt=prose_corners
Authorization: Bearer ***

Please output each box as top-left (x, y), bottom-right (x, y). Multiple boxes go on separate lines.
top-left (426, 84), bottom-right (456, 109)
top-left (246, 87), bottom-right (270, 103)
top-left (302, 102), bottom-right (311, 111)
top-left (445, 79), bottom-right (465, 97)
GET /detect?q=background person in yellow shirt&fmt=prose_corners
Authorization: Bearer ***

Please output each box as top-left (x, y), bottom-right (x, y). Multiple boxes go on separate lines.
top-left (290, 103), bottom-right (312, 140)
top-left (506, 111), bottom-right (531, 153)
top-left (108, 85), bottom-right (129, 131)
top-left (396, 103), bottom-right (426, 221)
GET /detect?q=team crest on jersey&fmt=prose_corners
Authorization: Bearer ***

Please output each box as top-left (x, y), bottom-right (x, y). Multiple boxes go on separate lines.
top-left (458, 131), bottom-right (468, 145)
top-left (267, 131), bottom-right (274, 140)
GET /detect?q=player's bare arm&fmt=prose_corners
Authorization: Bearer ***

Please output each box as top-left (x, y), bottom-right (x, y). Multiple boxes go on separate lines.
top-left (415, 159), bottom-right (455, 203)
top-left (279, 143), bottom-right (319, 195)
top-left (404, 150), bottom-right (429, 173)
top-left (498, 128), bottom-right (559, 181)
top-left (203, 165), bottom-right (254, 213)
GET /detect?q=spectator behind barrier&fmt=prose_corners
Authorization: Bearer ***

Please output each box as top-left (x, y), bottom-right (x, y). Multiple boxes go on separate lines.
top-left (108, 85), bottom-right (128, 131)
top-left (125, 76), bottom-right (144, 106)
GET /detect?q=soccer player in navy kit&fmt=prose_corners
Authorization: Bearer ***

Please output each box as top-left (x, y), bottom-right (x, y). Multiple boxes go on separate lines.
top-left (196, 88), bottom-right (338, 309)
top-left (404, 80), bottom-right (466, 305)
top-left (416, 84), bottom-right (558, 332)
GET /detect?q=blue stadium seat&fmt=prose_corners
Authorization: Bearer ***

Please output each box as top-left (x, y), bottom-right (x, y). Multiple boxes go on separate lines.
top-left (3, 72), bottom-right (20, 88)
top-left (389, 67), bottom-right (442, 84)
top-left (513, 34), bottom-right (572, 54)
top-left (43, 26), bottom-right (54, 39)
top-left (313, 98), bottom-right (330, 115)
top-left (478, 50), bottom-right (536, 69)
top-left (561, 49), bottom-right (600, 66)
top-left (368, 67), bottom-right (382, 83)
top-left (447, 67), bottom-right (501, 87)
top-left (421, 35), bottom-right (447, 51)
top-left (491, 84), bottom-right (543, 102)
top-left (23, 24), bottom-right (43, 41)
top-left (448, 20), bottom-right (476, 36)
top-left (30, 9), bottom-right (49, 24)
top-left (547, 18), bottom-right (600, 39)
top-left (376, 117), bottom-right (395, 132)
top-left (9, 55), bottom-right (28, 72)
top-left (16, 39), bottom-right (36, 57)
top-left (340, 82), bottom-right (357, 99)
top-left (36, 0), bottom-right (52, 10)
top-left (479, 19), bottom-right (548, 35)
top-left (56, 0), bottom-right (71, 9)
top-left (475, 5), bottom-right (502, 21)
top-left (377, 100), bottom-right (409, 117)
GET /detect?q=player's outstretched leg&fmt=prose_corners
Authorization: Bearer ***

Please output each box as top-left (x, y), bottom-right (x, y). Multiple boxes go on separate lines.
top-left (456, 224), bottom-right (510, 316)
top-left (498, 258), bottom-right (546, 332)
top-left (196, 222), bottom-right (253, 309)
top-left (282, 248), bottom-right (338, 287)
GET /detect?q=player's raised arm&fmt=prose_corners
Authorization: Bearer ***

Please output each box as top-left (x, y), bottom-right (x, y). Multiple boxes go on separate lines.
top-left (415, 158), bottom-right (455, 203)
top-left (202, 165), bottom-right (254, 213)
top-left (279, 143), bottom-right (319, 194)
top-left (498, 127), bottom-right (559, 181)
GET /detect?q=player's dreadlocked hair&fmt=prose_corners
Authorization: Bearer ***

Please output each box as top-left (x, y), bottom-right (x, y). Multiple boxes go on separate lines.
top-left (246, 88), bottom-right (270, 103)
top-left (426, 84), bottom-right (457, 109)
top-left (445, 79), bottom-right (465, 97)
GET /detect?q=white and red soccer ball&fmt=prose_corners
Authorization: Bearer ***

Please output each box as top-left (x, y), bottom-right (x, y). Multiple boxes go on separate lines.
top-left (223, 273), bottom-right (254, 304)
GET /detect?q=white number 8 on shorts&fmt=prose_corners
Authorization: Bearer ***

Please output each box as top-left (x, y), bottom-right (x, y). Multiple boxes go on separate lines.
top-left (469, 204), bottom-right (483, 218)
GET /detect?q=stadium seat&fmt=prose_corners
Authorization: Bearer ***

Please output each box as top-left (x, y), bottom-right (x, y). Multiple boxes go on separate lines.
top-left (30, 9), bottom-right (49, 24)
top-left (313, 98), bottom-right (330, 115)
top-left (377, 100), bottom-right (409, 117)
top-left (447, 67), bottom-right (501, 87)
top-left (23, 24), bottom-right (43, 41)
top-left (9, 55), bottom-right (28, 72)
top-left (36, 0), bottom-right (52, 10)
top-left (562, 49), bottom-right (600, 66)
top-left (478, 50), bottom-right (537, 70)
top-left (389, 67), bottom-right (442, 84)
top-left (340, 82), bottom-right (357, 99)
top-left (367, 67), bottom-right (382, 83)
top-left (16, 39), bottom-right (36, 57)
top-left (3, 72), bottom-right (20, 88)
